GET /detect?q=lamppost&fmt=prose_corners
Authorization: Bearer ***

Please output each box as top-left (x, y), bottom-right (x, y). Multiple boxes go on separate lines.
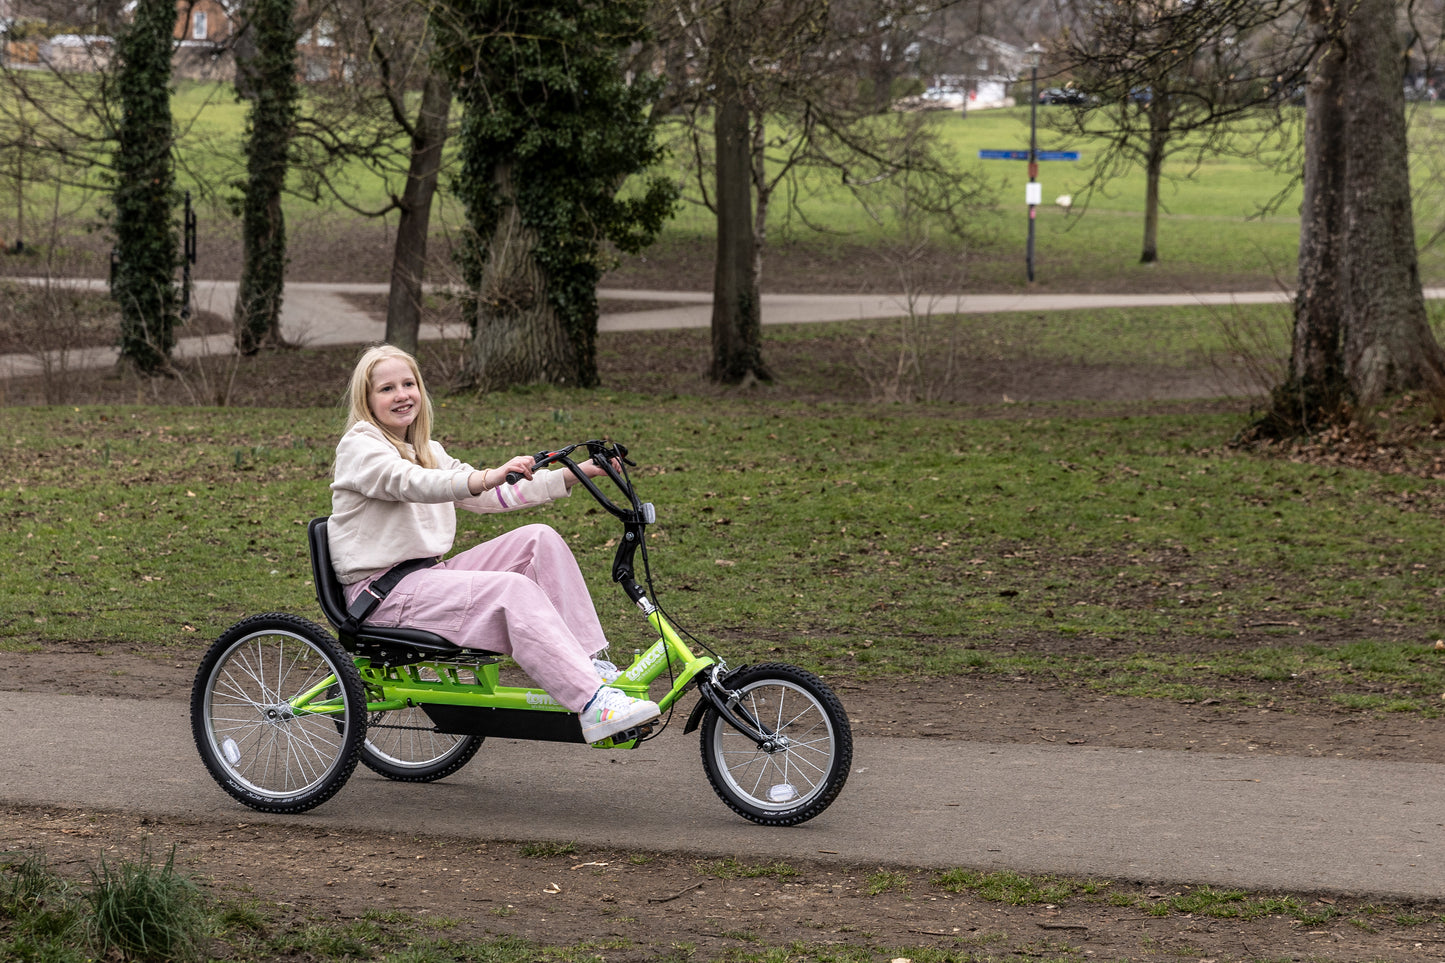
top-left (1025, 42), bottom-right (1043, 284)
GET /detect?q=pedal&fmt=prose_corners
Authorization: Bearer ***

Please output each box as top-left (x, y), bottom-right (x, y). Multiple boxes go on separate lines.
top-left (596, 720), bottom-right (657, 747)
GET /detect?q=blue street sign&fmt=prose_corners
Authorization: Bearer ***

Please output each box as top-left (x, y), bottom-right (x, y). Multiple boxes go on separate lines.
top-left (978, 149), bottom-right (1081, 161)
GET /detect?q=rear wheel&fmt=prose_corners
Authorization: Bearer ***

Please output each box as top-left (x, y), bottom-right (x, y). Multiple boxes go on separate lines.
top-left (699, 663), bottom-right (852, 826)
top-left (191, 614), bottom-right (365, 813)
top-left (360, 692), bottom-right (484, 782)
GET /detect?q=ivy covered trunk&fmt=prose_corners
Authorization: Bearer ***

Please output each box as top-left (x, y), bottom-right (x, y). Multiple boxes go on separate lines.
top-left (460, 164), bottom-right (579, 388)
top-left (437, 0), bottom-right (676, 392)
top-left (112, 0), bottom-right (179, 374)
top-left (233, 0), bottom-right (299, 355)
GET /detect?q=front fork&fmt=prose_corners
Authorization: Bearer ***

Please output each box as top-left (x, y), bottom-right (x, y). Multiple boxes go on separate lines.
top-left (686, 665), bottom-right (773, 749)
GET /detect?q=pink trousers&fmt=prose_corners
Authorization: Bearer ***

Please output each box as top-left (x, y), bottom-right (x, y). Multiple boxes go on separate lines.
top-left (344, 523), bottom-right (606, 711)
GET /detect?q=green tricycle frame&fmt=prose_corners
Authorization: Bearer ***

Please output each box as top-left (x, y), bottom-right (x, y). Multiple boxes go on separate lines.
top-left (190, 440), bottom-right (853, 826)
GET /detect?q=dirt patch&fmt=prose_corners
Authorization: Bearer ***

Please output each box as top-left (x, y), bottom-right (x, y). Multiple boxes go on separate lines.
top-left (6, 636), bottom-right (1445, 959)
top-left (5, 803), bottom-right (1443, 963)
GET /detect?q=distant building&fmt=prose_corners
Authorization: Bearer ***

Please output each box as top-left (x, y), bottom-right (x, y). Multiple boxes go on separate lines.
top-left (933, 36), bottom-right (1028, 110)
top-left (41, 33), bottom-right (112, 71)
top-left (0, 0), bottom-right (343, 82)
top-left (902, 35), bottom-right (1030, 112)
top-left (173, 0), bottom-right (234, 80)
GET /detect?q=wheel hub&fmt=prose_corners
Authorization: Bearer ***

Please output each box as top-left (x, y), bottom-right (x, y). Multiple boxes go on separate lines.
top-left (264, 704), bottom-right (295, 725)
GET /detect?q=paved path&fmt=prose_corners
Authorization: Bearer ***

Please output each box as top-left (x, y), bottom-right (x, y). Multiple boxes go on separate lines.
top-left (1, 690), bottom-right (1442, 899)
top-left (0, 276), bottom-right (1329, 379)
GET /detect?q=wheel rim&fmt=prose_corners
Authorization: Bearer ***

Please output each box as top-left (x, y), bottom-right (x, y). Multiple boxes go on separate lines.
top-left (364, 705), bottom-right (470, 768)
top-left (202, 629), bottom-right (354, 800)
top-left (709, 679), bottom-right (837, 812)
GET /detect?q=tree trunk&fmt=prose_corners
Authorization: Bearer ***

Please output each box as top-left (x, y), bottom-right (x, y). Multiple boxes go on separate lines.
top-left (710, 76), bottom-right (771, 384)
top-left (1139, 103), bottom-right (1168, 265)
top-left (233, 191), bottom-right (288, 354)
top-left (750, 112), bottom-right (768, 295)
top-left (112, 0), bottom-right (179, 374)
top-left (871, 51), bottom-right (894, 114)
top-left (384, 65), bottom-right (451, 354)
top-left (461, 165), bottom-right (579, 391)
top-left (1140, 138), bottom-right (1162, 264)
top-left (1339, 0), bottom-right (1445, 408)
top-left (1259, 0), bottom-right (1445, 437)
top-left (1281, 7), bottom-right (1349, 426)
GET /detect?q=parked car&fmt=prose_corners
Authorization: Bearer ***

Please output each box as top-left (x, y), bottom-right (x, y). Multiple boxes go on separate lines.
top-left (920, 86), bottom-right (967, 109)
top-left (1037, 87), bottom-right (1086, 105)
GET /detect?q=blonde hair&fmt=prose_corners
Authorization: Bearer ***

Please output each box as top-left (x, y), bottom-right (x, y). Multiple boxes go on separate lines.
top-left (344, 343), bottom-right (438, 468)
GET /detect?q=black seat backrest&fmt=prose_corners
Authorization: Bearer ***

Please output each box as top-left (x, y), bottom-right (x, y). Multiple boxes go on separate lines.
top-left (307, 516), bottom-right (472, 660)
top-left (307, 517), bottom-right (352, 631)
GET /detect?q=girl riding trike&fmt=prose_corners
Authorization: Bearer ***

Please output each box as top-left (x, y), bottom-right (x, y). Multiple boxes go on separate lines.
top-left (190, 439), bottom-right (853, 826)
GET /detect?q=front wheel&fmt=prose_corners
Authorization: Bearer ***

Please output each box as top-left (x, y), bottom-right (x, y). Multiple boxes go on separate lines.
top-left (190, 614), bottom-right (365, 813)
top-left (699, 663), bottom-right (853, 826)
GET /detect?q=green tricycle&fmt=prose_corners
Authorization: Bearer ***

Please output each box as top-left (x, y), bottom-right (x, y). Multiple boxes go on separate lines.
top-left (190, 440), bottom-right (853, 826)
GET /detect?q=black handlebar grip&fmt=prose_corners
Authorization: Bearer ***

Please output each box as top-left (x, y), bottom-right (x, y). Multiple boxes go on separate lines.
top-left (504, 450), bottom-right (555, 485)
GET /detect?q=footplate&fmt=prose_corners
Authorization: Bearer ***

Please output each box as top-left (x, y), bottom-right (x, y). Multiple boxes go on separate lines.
top-left (418, 704), bottom-right (657, 747)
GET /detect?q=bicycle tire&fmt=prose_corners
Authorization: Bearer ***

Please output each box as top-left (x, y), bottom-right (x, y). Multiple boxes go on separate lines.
top-left (190, 613), bottom-right (365, 813)
top-left (359, 698), bottom-right (485, 782)
top-left (698, 662), bottom-right (853, 826)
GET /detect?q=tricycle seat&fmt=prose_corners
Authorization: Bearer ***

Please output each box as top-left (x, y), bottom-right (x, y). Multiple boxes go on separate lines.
top-left (308, 516), bottom-right (496, 667)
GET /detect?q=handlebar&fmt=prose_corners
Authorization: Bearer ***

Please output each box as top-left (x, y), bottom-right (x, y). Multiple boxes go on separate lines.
top-left (502, 440), bottom-right (645, 522)
top-left (497, 441), bottom-right (656, 604)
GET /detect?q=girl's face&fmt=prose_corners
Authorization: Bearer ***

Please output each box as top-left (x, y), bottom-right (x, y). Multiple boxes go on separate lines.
top-left (368, 357), bottom-right (421, 438)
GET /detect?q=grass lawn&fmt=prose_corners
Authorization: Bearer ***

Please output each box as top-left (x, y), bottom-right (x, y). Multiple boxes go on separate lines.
top-left (6, 370), bottom-right (1445, 712)
top-left (9, 83), bottom-right (1445, 291)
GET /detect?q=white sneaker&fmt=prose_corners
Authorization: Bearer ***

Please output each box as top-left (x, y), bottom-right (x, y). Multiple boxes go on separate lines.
top-left (592, 658), bottom-right (622, 684)
top-left (579, 687), bottom-right (660, 743)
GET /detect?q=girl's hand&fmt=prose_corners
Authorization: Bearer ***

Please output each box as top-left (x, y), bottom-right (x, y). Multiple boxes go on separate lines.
top-left (582, 456), bottom-right (620, 479)
top-left (497, 454), bottom-right (536, 483)
top-left (567, 456), bottom-right (619, 488)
